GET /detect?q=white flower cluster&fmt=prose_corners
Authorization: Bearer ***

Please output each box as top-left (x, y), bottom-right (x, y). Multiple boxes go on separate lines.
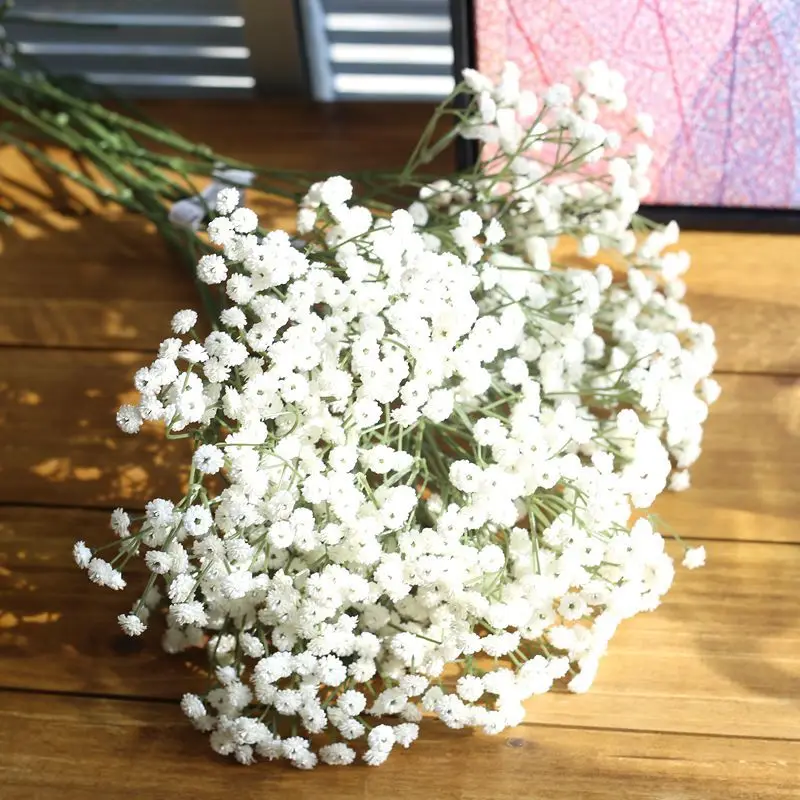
top-left (419, 59), bottom-right (719, 488)
top-left (75, 62), bottom-right (717, 767)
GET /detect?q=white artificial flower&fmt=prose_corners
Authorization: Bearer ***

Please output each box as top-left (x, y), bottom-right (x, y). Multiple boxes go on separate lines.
top-left (87, 558), bottom-right (126, 590)
top-left (669, 470), bottom-right (691, 492)
top-left (116, 404), bottom-right (142, 434)
top-left (110, 508), bottom-right (131, 537)
top-left (118, 613), bottom-right (146, 636)
top-left (73, 540), bottom-right (92, 569)
top-left (215, 187), bottom-right (240, 215)
top-left (193, 443), bottom-right (225, 474)
top-left (319, 743), bottom-right (356, 765)
top-left (682, 546), bottom-right (706, 570)
top-left (78, 62), bottom-right (716, 768)
top-left (197, 253), bottom-right (228, 284)
top-left (484, 218), bottom-right (505, 245)
top-left (171, 309), bottom-right (198, 334)
top-left (230, 206), bottom-right (258, 234)
top-left (320, 176), bottom-right (353, 206)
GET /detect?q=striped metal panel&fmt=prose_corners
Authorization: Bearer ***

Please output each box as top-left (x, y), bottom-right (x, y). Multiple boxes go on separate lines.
top-left (302, 0), bottom-right (455, 101)
top-left (3, 0), bottom-right (255, 97)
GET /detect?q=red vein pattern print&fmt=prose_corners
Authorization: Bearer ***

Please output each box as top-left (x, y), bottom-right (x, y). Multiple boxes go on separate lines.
top-left (475, 0), bottom-right (800, 208)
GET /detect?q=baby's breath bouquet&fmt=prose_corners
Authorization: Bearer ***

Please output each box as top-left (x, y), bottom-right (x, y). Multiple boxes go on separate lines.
top-left (65, 59), bottom-right (719, 767)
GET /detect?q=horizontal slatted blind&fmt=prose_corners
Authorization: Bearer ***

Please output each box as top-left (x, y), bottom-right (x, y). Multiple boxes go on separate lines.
top-left (4, 0), bottom-right (255, 97)
top-left (301, 0), bottom-right (455, 101)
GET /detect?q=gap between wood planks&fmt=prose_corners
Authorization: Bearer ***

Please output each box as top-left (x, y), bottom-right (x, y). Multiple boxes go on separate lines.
top-left (1, 693), bottom-right (798, 800)
top-left (2, 355), bottom-right (797, 544)
top-left (0, 501), bottom-right (793, 546)
top-left (0, 337), bottom-right (795, 380)
top-left (2, 504), bottom-right (798, 741)
top-left (0, 685), bottom-right (797, 745)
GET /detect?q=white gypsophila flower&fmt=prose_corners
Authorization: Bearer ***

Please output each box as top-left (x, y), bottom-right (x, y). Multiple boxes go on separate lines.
top-left (197, 253), bottom-right (228, 284)
top-left (669, 470), bottom-right (691, 492)
top-left (682, 546), bottom-right (706, 570)
top-left (192, 444), bottom-right (225, 474)
top-left (79, 59), bottom-right (716, 769)
top-left (484, 218), bottom-right (506, 245)
top-left (220, 307), bottom-right (247, 329)
top-left (87, 558), bottom-right (125, 590)
top-left (118, 613), bottom-right (146, 636)
top-left (181, 693), bottom-right (207, 720)
top-left (116, 404), bottom-right (142, 434)
top-left (215, 187), bottom-right (240, 215)
top-left (319, 175), bottom-right (353, 206)
top-left (171, 309), bottom-right (198, 335)
top-left (73, 540), bottom-right (92, 569)
top-left (110, 508), bottom-right (130, 537)
top-left (230, 206), bottom-right (258, 234)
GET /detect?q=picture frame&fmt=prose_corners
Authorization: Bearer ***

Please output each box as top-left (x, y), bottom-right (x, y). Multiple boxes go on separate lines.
top-left (450, 0), bottom-right (800, 233)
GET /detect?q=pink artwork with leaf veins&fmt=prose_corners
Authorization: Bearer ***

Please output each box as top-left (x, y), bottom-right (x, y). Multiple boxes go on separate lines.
top-left (474, 0), bottom-right (800, 209)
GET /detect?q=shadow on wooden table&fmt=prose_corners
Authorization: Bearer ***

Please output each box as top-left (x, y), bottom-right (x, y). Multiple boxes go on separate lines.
top-left (0, 210), bottom-right (195, 351)
top-left (695, 541), bottom-right (800, 704)
top-left (0, 344), bottom-right (192, 507)
top-left (665, 535), bottom-right (800, 708)
top-left (3, 692), bottom-right (795, 800)
top-left (0, 506), bottom-right (207, 699)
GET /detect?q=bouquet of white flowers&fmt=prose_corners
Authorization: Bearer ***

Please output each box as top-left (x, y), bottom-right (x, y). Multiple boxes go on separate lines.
top-left (73, 61), bottom-right (717, 767)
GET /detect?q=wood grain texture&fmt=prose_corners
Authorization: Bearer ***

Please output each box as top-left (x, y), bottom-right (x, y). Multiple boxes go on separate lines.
top-left (0, 214), bottom-right (194, 351)
top-left (1, 506), bottom-right (798, 740)
top-left (2, 214), bottom-right (798, 374)
top-left (652, 373), bottom-right (800, 544)
top-left (1, 99), bottom-right (799, 797)
top-left (0, 348), bottom-right (186, 508)
top-left (0, 101), bottom-right (438, 215)
top-left (3, 220), bottom-right (797, 376)
top-left (0, 692), bottom-right (798, 800)
top-left (2, 104), bottom-right (799, 373)
top-left (2, 351), bottom-right (797, 545)
top-left (0, 506), bottom-right (203, 701)
top-left (679, 232), bottom-right (800, 375)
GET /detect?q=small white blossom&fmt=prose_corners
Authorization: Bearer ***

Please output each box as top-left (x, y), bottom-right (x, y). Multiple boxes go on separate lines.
top-left (110, 508), bottom-right (130, 538)
top-left (215, 187), bottom-right (240, 215)
top-left (87, 558), bottom-right (125, 590)
top-left (682, 546), bottom-right (706, 570)
top-left (193, 444), bottom-right (225, 474)
top-left (77, 61), bottom-right (716, 769)
top-left (116, 404), bottom-right (142, 434)
top-left (197, 253), bottom-right (228, 284)
top-left (118, 613), bottom-right (146, 636)
top-left (73, 540), bottom-right (92, 569)
top-left (171, 309), bottom-right (198, 334)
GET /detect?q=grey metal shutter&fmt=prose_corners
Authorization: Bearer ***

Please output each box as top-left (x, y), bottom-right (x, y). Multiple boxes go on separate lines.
top-left (4, 0), bottom-right (255, 97)
top-left (300, 0), bottom-right (454, 101)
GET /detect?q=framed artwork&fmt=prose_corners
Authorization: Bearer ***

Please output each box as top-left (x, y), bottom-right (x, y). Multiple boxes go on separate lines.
top-left (451, 0), bottom-right (800, 231)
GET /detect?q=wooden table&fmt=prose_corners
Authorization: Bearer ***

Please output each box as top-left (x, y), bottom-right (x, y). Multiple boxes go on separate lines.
top-left (1, 101), bottom-right (798, 799)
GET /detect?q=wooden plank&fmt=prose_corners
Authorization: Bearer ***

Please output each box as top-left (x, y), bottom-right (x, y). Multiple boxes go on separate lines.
top-left (1, 506), bottom-right (798, 740)
top-left (529, 538), bottom-right (800, 739)
top-left (651, 372), bottom-right (800, 544)
top-left (0, 100), bottom-right (437, 215)
top-left (2, 102), bottom-right (799, 372)
top-left (680, 231), bottom-right (800, 376)
top-left (0, 348), bottom-right (186, 508)
top-left (0, 692), bottom-right (797, 800)
top-left (0, 214), bottom-right (195, 351)
top-left (2, 219), bottom-right (799, 376)
top-left (1, 348), bottom-right (796, 540)
top-left (0, 507), bottom-right (205, 700)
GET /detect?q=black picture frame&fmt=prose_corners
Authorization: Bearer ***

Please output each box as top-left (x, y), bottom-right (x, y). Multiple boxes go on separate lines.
top-left (449, 0), bottom-right (800, 233)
